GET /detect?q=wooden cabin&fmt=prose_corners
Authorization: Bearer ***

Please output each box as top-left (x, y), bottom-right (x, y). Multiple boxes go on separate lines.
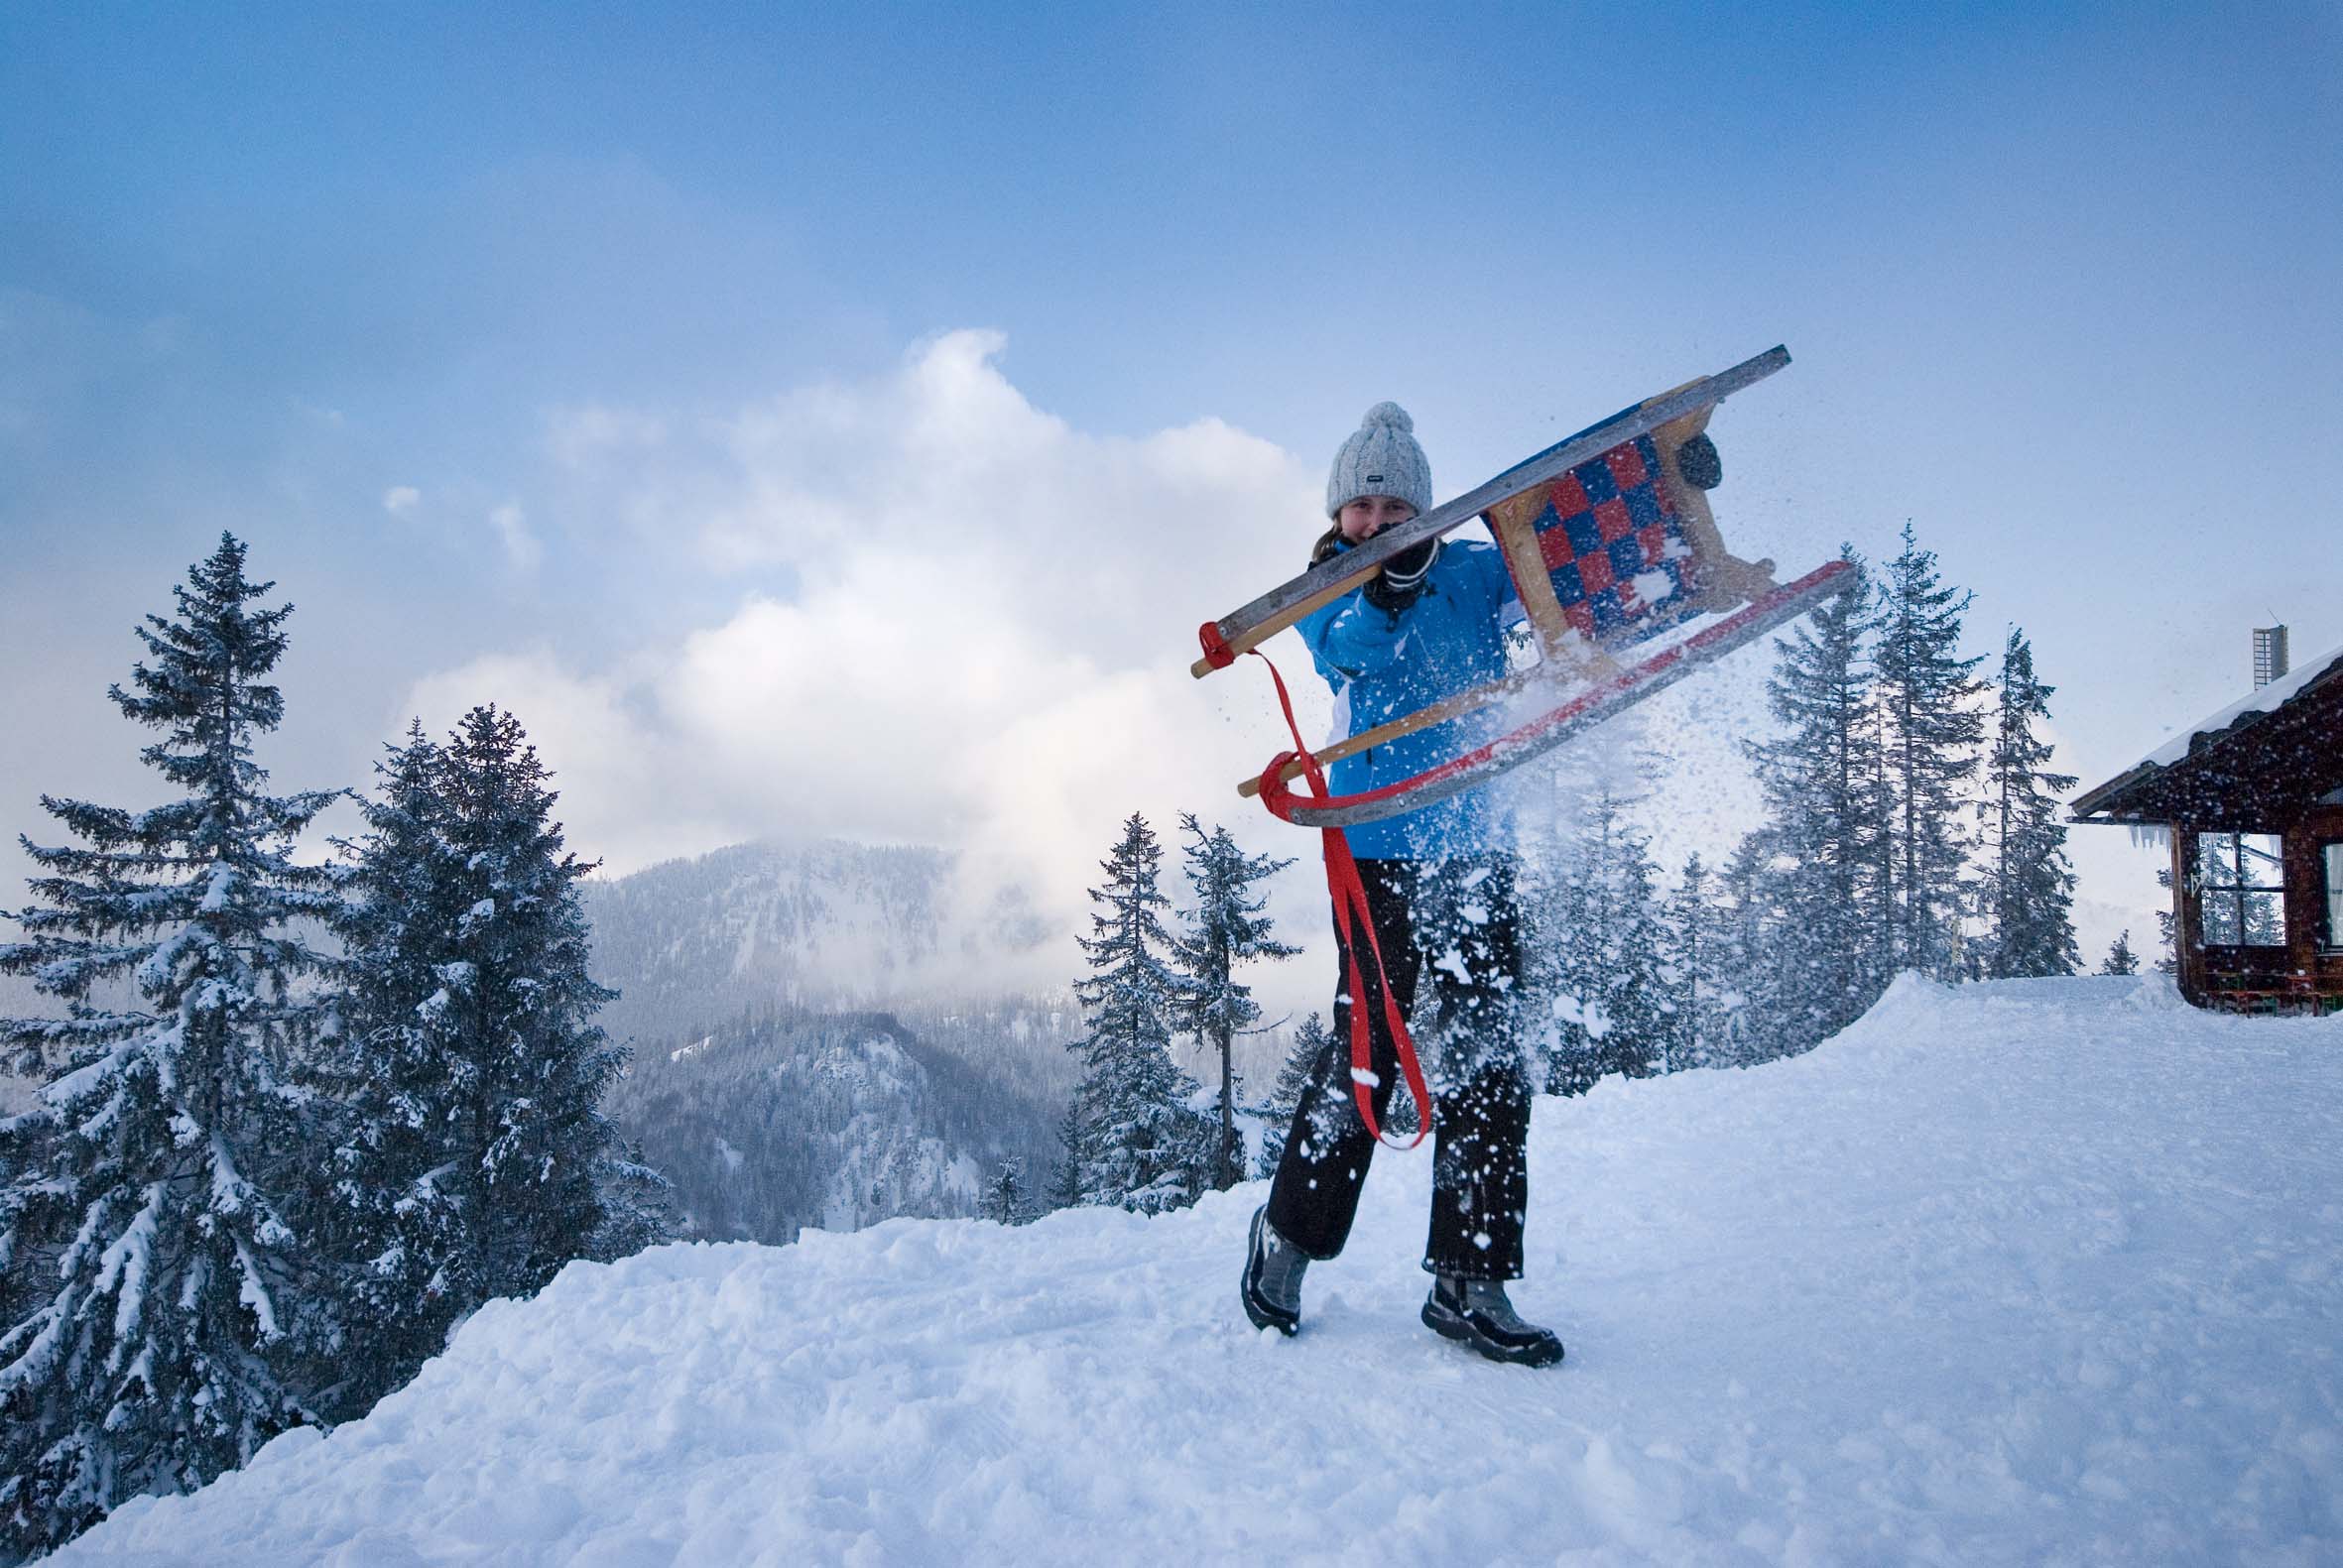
top-left (2071, 640), bottom-right (2343, 1014)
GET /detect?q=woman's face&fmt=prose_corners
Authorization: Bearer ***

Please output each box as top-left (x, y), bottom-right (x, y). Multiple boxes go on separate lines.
top-left (1336, 494), bottom-right (1417, 543)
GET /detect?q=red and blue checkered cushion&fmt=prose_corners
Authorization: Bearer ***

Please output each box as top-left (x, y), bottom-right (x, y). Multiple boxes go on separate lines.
top-left (1514, 433), bottom-right (1695, 643)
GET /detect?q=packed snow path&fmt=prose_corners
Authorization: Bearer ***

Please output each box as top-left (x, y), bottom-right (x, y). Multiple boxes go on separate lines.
top-left (56, 977), bottom-right (2343, 1566)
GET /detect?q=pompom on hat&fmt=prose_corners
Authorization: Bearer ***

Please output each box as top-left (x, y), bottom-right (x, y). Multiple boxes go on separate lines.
top-left (1325, 401), bottom-right (1432, 520)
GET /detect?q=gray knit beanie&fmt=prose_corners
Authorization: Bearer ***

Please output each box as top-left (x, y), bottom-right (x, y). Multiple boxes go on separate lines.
top-left (1325, 401), bottom-right (1432, 520)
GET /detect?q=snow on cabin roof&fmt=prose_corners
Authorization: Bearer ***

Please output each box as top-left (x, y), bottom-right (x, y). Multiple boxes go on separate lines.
top-left (2073, 637), bottom-right (2343, 822)
top-left (2141, 638), bottom-right (2343, 768)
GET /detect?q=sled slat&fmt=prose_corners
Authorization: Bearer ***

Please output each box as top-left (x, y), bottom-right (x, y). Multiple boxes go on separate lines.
top-left (1237, 663), bottom-right (1554, 800)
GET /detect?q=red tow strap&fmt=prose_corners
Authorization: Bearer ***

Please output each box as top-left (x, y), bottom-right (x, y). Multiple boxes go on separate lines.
top-left (1246, 651), bottom-right (1431, 1150)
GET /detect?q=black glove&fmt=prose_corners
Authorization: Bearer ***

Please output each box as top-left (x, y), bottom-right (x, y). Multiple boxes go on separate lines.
top-left (1676, 431), bottom-right (1722, 490)
top-left (1362, 537), bottom-right (1439, 613)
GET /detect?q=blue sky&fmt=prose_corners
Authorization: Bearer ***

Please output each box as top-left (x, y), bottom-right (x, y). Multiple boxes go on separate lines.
top-left (3, 2), bottom-right (2339, 997)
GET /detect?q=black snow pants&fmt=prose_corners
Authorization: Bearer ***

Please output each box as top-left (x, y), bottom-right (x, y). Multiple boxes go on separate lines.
top-left (1266, 855), bottom-right (1532, 1281)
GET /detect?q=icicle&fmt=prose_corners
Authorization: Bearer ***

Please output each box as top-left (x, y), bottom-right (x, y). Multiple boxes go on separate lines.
top-left (2127, 824), bottom-right (2171, 851)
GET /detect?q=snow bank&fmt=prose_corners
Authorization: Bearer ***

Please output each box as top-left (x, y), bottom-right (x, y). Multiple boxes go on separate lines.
top-left (55, 975), bottom-right (2343, 1567)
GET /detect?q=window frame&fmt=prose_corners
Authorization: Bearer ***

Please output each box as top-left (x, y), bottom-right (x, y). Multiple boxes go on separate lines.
top-left (2195, 831), bottom-right (2288, 950)
top-left (2321, 840), bottom-right (2343, 953)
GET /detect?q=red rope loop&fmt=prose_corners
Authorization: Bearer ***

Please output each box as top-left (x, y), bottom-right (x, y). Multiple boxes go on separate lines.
top-left (1245, 650), bottom-right (1430, 1150)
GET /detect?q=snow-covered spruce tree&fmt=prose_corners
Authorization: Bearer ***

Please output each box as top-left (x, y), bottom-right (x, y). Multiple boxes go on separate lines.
top-left (1706, 834), bottom-right (1784, 1066)
top-left (1048, 1103), bottom-right (1084, 1214)
top-left (1603, 818), bottom-right (1667, 1081)
top-left (1065, 813), bottom-right (1209, 1214)
top-left (428, 705), bottom-right (626, 1307)
top-left (1872, 522), bottom-right (1985, 980)
top-left (1541, 782), bottom-right (1665, 1090)
top-left (1522, 768), bottom-right (1665, 1095)
top-left (1252, 1012), bottom-right (1328, 1179)
top-left (1172, 815), bottom-right (1295, 1191)
top-left (309, 721), bottom-right (470, 1420)
top-left (316, 715), bottom-right (664, 1420)
top-left (584, 1133), bottom-right (678, 1264)
top-left (1658, 855), bottom-right (1714, 1073)
top-left (981, 1158), bottom-right (1029, 1225)
top-left (1976, 629), bottom-right (2079, 978)
top-left (0, 535), bottom-right (341, 1560)
top-left (1745, 546), bottom-right (1888, 1044)
top-left (2101, 931), bottom-right (2140, 976)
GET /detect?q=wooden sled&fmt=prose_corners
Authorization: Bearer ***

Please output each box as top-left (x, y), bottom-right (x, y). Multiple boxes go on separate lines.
top-left (1194, 345), bottom-right (1858, 826)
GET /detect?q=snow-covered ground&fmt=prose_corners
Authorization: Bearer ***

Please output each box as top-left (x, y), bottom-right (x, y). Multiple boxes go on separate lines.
top-left (53, 976), bottom-right (2343, 1566)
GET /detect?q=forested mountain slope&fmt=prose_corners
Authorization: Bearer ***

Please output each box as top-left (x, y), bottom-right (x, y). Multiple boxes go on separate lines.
top-left (584, 842), bottom-right (1077, 1240)
top-left (604, 1004), bottom-right (1071, 1242)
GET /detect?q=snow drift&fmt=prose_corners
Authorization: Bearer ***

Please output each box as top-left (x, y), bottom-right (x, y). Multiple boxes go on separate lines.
top-left (49, 975), bottom-right (2343, 1566)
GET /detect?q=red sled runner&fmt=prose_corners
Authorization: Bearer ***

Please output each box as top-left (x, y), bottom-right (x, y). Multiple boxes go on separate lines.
top-left (1191, 346), bottom-right (1854, 1145)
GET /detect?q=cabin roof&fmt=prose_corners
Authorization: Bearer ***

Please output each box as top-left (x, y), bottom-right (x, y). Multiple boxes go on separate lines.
top-left (2071, 640), bottom-right (2343, 827)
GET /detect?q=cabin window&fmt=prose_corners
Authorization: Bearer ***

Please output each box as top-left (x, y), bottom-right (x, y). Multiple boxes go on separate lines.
top-left (2196, 832), bottom-right (2286, 947)
top-left (2324, 843), bottom-right (2343, 949)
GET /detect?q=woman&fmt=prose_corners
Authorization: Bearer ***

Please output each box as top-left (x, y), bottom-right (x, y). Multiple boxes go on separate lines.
top-left (1238, 400), bottom-right (1560, 1367)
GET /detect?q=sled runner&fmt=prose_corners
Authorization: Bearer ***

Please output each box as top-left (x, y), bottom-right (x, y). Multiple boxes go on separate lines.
top-left (1194, 345), bottom-right (1857, 828)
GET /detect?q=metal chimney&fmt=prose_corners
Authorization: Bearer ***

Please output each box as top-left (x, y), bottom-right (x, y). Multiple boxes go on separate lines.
top-left (2253, 625), bottom-right (2288, 688)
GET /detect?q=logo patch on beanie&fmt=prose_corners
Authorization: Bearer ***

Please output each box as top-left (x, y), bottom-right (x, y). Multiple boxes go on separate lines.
top-left (1365, 473), bottom-right (1384, 485)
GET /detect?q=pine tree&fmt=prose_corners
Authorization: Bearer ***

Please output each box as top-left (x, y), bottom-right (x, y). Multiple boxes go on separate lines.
top-left (431, 705), bottom-right (626, 1306)
top-left (1048, 1102), bottom-right (1084, 1213)
top-left (1253, 1012), bottom-right (1329, 1179)
top-left (1514, 782), bottom-right (1584, 1095)
top-left (2101, 931), bottom-right (2141, 976)
top-left (1537, 782), bottom-right (1665, 1088)
top-left (1172, 816), bottom-right (1295, 1191)
top-left (981, 1158), bottom-right (1029, 1225)
top-left (1707, 835), bottom-right (1783, 1066)
top-left (1602, 821), bottom-right (1668, 1080)
top-left (1745, 546), bottom-right (1888, 1043)
top-left (1659, 855), bottom-right (1713, 1072)
top-left (585, 1133), bottom-right (678, 1264)
top-left (0, 535), bottom-right (342, 1559)
top-left (1977, 629), bottom-right (2080, 978)
top-left (1529, 828), bottom-right (1600, 1094)
top-left (315, 715), bottom-right (657, 1421)
top-left (1872, 522), bottom-right (1985, 979)
top-left (1064, 813), bottom-right (1209, 1213)
top-left (311, 722), bottom-right (471, 1419)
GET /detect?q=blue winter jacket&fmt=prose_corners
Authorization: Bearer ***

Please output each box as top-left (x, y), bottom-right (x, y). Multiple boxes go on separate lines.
top-left (1297, 535), bottom-right (1522, 861)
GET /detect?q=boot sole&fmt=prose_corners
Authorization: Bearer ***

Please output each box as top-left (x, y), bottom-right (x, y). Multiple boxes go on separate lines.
top-left (1241, 1208), bottom-right (1299, 1336)
top-left (1421, 1298), bottom-right (1564, 1368)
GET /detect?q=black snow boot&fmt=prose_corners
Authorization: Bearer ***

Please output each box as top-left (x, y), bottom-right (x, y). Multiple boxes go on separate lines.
top-left (1241, 1205), bottom-right (1308, 1336)
top-left (1422, 1275), bottom-right (1564, 1368)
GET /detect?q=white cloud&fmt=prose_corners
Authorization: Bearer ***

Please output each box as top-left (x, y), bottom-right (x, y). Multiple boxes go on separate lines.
top-left (409, 332), bottom-right (1331, 1000)
top-left (544, 406), bottom-right (668, 471)
top-left (402, 331), bottom-right (2165, 1011)
top-left (489, 501), bottom-right (543, 571)
top-left (382, 485), bottom-right (421, 516)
